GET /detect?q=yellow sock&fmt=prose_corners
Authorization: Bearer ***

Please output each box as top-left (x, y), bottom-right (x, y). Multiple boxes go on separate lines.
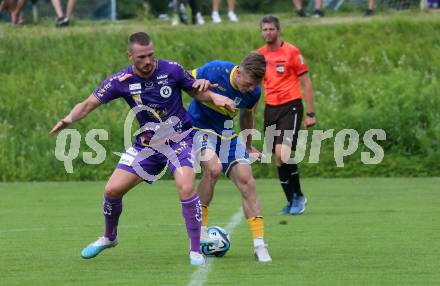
top-left (202, 204), bottom-right (209, 226)
top-left (247, 216), bottom-right (264, 239)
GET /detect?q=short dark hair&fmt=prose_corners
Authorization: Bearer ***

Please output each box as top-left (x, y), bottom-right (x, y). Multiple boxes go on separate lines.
top-left (260, 15), bottom-right (280, 30)
top-left (128, 32), bottom-right (152, 50)
top-left (240, 52), bottom-right (266, 82)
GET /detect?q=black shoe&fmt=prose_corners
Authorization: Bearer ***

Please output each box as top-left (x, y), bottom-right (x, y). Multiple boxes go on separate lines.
top-left (314, 9), bottom-right (324, 17)
top-left (56, 16), bottom-right (69, 27)
top-left (297, 9), bottom-right (308, 17)
top-left (364, 9), bottom-right (374, 16)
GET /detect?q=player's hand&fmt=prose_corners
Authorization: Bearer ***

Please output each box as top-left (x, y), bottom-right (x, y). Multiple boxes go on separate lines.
top-left (192, 79), bottom-right (218, 92)
top-left (247, 146), bottom-right (264, 161)
top-left (212, 93), bottom-right (236, 112)
top-left (304, 116), bottom-right (316, 128)
top-left (49, 118), bottom-right (71, 135)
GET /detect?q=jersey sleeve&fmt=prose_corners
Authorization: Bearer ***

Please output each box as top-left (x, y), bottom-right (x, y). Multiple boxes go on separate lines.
top-left (192, 63), bottom-right (210, 80)
top-left (93, 77), bottom-right (121, 104)
top-left (174, 63), bottom-right (196, 92)
top-left (292, 48), bottom-right (308, 76)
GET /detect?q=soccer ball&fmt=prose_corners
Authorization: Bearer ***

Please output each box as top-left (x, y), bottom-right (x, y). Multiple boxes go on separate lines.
top-left (201, 226), bottom-right (231, 257)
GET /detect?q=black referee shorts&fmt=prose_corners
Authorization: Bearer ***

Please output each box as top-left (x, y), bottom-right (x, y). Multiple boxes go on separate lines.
top-left (264, 99), bottom-right (303, 153)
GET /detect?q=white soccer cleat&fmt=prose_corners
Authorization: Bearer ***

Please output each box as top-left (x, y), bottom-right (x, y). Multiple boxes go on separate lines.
top-left (254, 244), bottom-right (272, 262)
top-left (211, 11), bottom-right (222, 24)
top-left (196, 12), bottom-right (205, 25)
top-left (190, 251), bottom-right (206, 266)
top-left (227, 11), bottom-right (238, 22)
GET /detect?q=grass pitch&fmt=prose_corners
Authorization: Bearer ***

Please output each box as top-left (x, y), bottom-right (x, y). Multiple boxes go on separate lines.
top-left (1, 178), bottom-right (439, 285)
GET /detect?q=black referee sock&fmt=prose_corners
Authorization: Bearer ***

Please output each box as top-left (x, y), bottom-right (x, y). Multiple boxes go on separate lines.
top-left (278, 165), bottom-right (294, 202)
top-left (278, 163), bottom-right (303, 201)
top-left (288, 163), bottom-right (303, 198)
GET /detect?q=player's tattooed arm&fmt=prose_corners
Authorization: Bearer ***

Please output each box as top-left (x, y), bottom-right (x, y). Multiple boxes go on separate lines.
top-left (49, 95), bottom-right (101, 135)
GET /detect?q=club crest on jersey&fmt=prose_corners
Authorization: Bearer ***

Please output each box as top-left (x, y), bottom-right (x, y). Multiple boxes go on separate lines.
top-left (160, 86), bottom-right (172, 98)
top-left (276, 64), bottom-right (285, 73)
top-left (234, 97), bottom-right (242, 105)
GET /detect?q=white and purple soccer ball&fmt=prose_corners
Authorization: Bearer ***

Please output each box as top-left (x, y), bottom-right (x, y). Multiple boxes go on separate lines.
top-left (201, 226), bottom-right (231, 257)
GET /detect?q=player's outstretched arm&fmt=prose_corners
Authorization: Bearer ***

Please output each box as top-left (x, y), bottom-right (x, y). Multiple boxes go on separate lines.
top-left (192, 79), bottom-right (218, 92)
top-left (188, 89), bottom-right (236, 113)
top-left (49, 94), bottom-right (101, 135)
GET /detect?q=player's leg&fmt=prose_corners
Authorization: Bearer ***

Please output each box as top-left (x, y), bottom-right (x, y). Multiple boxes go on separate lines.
top-left (229, 164), bottom-right (271, 262)
top-left (192, 131), bottom-right (222, 244)
top-left (173, 166), bottom-right (205, 265)
top-left (197, 148), bottom-right (222, 233)
top-left (274, 100), bottom-right (306, 215)
top-left (81, 168), bottom-right (143, 259)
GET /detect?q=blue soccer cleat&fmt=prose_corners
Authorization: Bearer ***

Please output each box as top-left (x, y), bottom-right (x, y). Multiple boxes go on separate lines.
top-left (278, 201), bottom-right (293, 215)
top-left (190, 251), bottom-right (206, 266)
top-left (81, 236), bottom-right (118, 259)
top-left (290, 195), bottom-right (308, 215)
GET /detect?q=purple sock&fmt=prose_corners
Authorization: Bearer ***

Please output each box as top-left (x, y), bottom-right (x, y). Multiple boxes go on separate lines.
top-left (181, 193), bottom-right (202, 253)
top-left (103, 195), bottom-right (122, 241)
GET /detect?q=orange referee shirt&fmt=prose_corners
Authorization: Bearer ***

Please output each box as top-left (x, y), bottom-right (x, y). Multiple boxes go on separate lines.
top-left (258, 41), bottom-right (308, 106)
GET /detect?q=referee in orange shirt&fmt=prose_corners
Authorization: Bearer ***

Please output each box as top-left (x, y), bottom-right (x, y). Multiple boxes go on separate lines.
top-left (257, 15), bottom-right (316, 215)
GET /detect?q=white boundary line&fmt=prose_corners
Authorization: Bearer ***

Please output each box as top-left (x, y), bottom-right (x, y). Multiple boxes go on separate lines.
top-left (187, 207), bottom-right (244, 286)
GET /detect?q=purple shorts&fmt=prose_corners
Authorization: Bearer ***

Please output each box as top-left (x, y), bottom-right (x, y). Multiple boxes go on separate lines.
top-left (117, 133), bottom-right (194, 183)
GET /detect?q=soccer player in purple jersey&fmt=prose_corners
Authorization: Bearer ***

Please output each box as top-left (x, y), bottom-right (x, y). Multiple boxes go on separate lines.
top-left (49, 32), bottom-right (235, 266)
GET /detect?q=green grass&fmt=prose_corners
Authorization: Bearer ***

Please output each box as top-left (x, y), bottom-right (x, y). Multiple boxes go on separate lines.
top-left (1, 178), bottom-right (439, 285)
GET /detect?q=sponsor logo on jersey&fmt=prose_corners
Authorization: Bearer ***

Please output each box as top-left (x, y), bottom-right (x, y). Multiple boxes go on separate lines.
top-left (118, 73), bottom-right (133, 82)
top-left (132, 94), bottom-right (142, 105)
top-left (157, 74), bottom-right (168, 80)
top-left (96, 82), bottom-right (112, 97)
top-left (129, 83), bottom-right (142, 91)
top-left (145, 81), bottom-right (154, 89)
top-left (160, 86), bottom-right (172, 98)
top-left (158, 79), bottom-right (168, 85)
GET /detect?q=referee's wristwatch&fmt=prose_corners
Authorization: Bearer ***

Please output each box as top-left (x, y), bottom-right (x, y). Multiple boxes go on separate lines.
top-left (306, 112), bottom-right (315, 118)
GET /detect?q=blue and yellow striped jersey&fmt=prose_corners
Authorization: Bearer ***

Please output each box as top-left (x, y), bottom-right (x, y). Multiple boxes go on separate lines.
top-left (188, 60), bottom-right (261, 135)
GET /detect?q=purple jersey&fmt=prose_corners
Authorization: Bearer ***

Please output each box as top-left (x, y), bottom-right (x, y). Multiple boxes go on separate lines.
top-left (93, 60), bottom-right (195, 145)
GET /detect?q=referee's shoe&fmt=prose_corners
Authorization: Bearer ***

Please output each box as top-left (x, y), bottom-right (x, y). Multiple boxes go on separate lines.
top-left (290, 195), bottom-right (307, 215)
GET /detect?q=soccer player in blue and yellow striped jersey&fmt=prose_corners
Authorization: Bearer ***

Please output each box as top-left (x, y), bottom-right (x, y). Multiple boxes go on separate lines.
top-left (189, 52), bottom-right (272, 262)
